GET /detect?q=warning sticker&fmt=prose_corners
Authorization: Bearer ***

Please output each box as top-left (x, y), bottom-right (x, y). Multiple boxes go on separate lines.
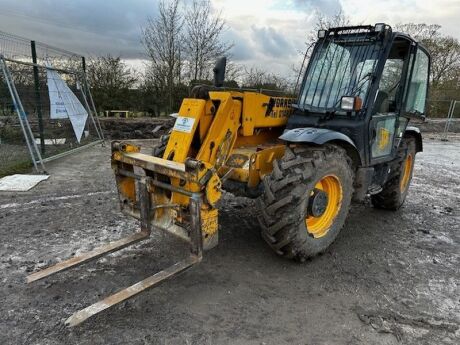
top-left (173, 116), bottom-right (195, 133)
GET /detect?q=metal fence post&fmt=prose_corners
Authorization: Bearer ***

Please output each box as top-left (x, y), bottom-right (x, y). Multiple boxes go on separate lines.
top-left (0, 55), bottom-right (45, 172)
top-left (445, 101), bottom-right (457, 135)
top-left (81, 56), bottom-right (104, 140)
top-left (31, 40), bottom-right (45, 155)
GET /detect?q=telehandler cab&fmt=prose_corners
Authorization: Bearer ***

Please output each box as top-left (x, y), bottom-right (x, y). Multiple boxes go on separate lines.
top-left (28, 24), bottom-right (430, 326)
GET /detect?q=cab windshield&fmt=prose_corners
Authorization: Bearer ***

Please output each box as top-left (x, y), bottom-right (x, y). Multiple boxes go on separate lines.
top-left (298, 36), bottom-right (384, 112)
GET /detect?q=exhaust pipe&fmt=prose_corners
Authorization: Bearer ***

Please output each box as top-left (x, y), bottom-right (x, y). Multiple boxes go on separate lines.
top-left (213, 56), bottom-right (227, 87)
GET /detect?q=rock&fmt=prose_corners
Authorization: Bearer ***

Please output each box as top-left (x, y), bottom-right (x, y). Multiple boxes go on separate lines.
top-left (417, 228), bottom-right (430, 234)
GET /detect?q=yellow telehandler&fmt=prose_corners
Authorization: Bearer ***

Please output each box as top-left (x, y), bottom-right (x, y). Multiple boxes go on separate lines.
top-left (28, 24), bottom-right (430, 326)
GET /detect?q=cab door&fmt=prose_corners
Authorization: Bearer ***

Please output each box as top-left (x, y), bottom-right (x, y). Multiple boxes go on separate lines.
top-left (402, 46), bottom-right (430, 118)
top-left (369, 40), bottom-right (430, 164)
top-left (369, 45), bottom-right (408, 164)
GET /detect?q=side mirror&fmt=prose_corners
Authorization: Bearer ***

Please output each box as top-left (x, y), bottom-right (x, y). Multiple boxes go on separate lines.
top-left (213, 57), bottom-right (227, 87)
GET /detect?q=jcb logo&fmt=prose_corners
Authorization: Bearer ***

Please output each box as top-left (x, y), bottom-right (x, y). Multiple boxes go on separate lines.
top-left (378, 128), bottom-right (390, 150)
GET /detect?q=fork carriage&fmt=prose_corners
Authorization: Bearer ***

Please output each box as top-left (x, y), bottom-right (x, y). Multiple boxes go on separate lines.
top-left (28, 142), bottom-right (211, 326)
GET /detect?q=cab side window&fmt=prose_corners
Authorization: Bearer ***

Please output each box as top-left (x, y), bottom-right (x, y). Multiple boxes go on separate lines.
top-left (375, 59), bottom-right (404, 113)
top-left (405, 49), bottom-right (429, 114)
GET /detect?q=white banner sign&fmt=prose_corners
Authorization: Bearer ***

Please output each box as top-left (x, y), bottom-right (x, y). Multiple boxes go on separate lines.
top-left (173, 116), bottom-right (195, 133)
top-left (46, 64), bottom-right (88, 143)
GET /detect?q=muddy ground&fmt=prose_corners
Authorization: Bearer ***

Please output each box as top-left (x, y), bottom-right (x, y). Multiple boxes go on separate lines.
top-left (0, 138), bottom-right (459, 345)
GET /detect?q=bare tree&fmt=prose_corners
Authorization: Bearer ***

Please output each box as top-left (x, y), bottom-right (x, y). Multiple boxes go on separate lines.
top-left (224, 60), bottom-right (243, 86)
top-left (242, 67), bottom-right (290, 92)
top-left (309, 11), bottom-right (352, 45)
top-left (86, 55), bottom-right (138, 111)
top-left (294, 11), bottom-right (353, 94)
top-left (395, 23), bottom-right (460, 88)
top-left (142, 0), bottom-right (184, 112)
top-left (394, 23), bottom-right (441, 41)
top-left (184, 0), bottom-right (233, 81)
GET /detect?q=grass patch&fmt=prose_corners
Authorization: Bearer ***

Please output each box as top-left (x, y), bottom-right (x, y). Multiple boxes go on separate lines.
top-left (0, 159), bottom-right (32, 177)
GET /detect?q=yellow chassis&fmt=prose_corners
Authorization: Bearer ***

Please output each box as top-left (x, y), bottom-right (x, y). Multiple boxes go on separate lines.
top-left (112, 91), bottom-right (293, 250)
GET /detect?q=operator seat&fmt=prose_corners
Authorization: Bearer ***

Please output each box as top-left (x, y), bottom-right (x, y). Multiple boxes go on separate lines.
top-left (373, 90), bottom-right (390, 114)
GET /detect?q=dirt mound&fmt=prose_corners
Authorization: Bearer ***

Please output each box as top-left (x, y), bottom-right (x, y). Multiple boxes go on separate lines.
top-left (416, 118), bottom-right (460, 133)
top-left (99, 117), bottom-right (174, 139)
top-left (97, 117), bottom-right (459, 142)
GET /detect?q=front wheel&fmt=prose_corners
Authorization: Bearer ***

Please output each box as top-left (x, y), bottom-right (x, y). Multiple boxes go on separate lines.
top-left (257, 145), bottom-right (354, 261)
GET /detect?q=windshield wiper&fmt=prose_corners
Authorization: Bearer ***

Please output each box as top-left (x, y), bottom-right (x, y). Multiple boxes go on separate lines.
top-left (332, 72), bottom-right (373, 109)
top-left (348, 72), bottom-right (373, 97)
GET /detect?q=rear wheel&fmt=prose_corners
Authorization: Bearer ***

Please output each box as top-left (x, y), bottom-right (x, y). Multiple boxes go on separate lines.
top-left (371, 137), bottom-right (416, 210)
top-left (257, 145), bottom-right (354, 261)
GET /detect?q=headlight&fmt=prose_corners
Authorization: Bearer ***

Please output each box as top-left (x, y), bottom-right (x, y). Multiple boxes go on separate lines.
top-left (341, 96), bottom-right (362, 112)
top-left (374, 23), bottom-right (386, 32)
top-left (341, 96), bottom-right (355, 111)
top-left (317, 30), bottom-right (327, 39)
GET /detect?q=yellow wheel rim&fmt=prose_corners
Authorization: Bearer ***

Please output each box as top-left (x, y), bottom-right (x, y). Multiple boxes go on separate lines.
top-left (306, 175), bottom-right (343, 238)
top-left (400, 153), bottom-right (413, 192)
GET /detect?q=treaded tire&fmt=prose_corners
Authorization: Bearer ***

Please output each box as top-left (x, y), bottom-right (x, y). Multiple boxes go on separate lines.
top-left (371, 137), bottom-right (416, 210)
top-left (152, 133), bottom-right (170, 158)
top-left (257, 144), bottom-right (354, 261)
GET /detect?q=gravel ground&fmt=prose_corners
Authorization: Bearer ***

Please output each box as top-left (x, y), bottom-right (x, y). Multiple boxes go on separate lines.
top-left (0, 139), bottom-right (459, 345)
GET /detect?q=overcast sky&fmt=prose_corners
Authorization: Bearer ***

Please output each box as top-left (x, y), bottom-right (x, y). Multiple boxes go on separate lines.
top-left (0, 0), bottom-right (459, 76)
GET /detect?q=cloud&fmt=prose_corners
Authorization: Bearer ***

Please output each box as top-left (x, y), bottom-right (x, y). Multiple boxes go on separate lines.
top-left (340, 0), bottom-right (460, 38)
top-left (250, 26), bottom-right (294, 58)
top-left (0, 0), bottom-right (458, 77)
top-left (223, 29), bottom-right (253, 60)
top-left (292, 0), bottom-right (343, 15)
top-left (0, 0), bottom-right (158, 58)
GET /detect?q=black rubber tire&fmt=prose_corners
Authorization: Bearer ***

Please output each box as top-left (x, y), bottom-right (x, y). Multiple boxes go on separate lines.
top-left (371, 137), bottom-right (416, 210)
top-left (257, 144), bottom-right (354, 261)
top-left (152, 133), bottom-right (170, 158)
